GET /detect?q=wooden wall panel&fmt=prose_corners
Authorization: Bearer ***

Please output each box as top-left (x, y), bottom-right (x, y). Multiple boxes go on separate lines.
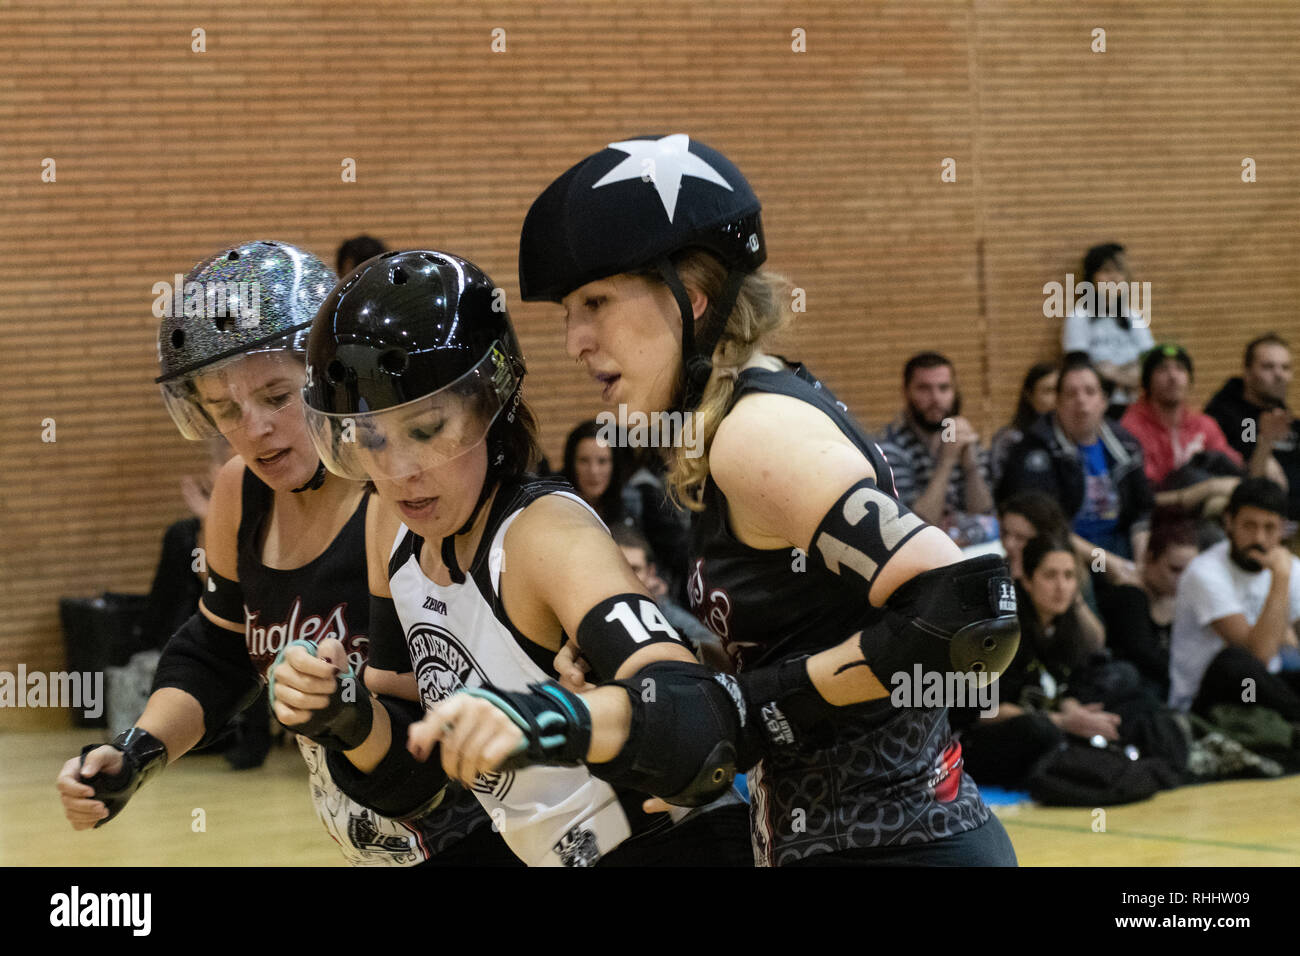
top-left (2, 1), bottom-right (1296, 727)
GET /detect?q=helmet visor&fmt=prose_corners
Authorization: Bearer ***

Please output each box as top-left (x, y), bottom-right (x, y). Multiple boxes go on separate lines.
top-left (159, 350), bottom-right (305, 440)
top-left (303, 341), bottom-right (519, 481)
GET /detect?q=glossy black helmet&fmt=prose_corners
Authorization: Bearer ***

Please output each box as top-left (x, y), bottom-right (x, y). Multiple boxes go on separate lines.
top-left (302, 250), bottom-right (525, 482)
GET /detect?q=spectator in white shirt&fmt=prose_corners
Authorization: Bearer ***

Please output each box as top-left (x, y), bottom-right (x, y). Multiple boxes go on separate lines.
top-left (1062, 242), bottom-right (1155, 416)
top-left (1168, 477), bottom-right (1300, 718)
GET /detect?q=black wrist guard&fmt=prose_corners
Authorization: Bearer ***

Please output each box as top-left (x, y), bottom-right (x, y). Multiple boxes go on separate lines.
top-left (79, 727), bottom-right (168, 828)
top-left (463, 682), bottom-right (593, 770)
top-left (734, 656), bottom-right (834, 758)
top-left (269, 639), bottom-right (374, 751)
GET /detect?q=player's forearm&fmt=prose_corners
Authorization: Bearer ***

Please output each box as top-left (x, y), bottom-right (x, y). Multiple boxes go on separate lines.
top-left (578, 685), bottom-right (634, 763)
top-left (135, 687), bottom-right (207, 764)
top-left (339, 697), bottom-right (391, 774)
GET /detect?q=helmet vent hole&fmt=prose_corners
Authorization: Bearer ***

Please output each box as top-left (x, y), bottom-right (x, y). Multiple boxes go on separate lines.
top-left (326, 359), bottom-right (349, 384)
top-left (391, 266), bottom-right (408, 285)
top-left (226, 250), bottom-right (240, 262)
top-left (379, 349), bottom-right (408, 374)
top-left (213, 316), bottom-right (228, 332)
top-left (170, 329), bottom-right (185, 349)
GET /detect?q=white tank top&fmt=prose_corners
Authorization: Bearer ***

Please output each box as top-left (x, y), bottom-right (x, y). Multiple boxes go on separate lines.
top-left (387, 487), bottom-right (634, 866)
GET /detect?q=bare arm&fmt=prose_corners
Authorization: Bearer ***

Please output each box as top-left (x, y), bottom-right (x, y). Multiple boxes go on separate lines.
top-left (1209, 552), bottom-right (1293, 664)
top-left (711, 392), bottom-right (964, 706)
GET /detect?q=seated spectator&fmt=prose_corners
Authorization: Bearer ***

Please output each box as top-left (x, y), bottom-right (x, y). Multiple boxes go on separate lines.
top-left (1168, 477), bottom-right (1300, 718)
top-left (1121, 344), bottom-right (1244, 488)
top-left (879, 351), bottom-right (997, 547)
top-left (1097, 511), bottom-right (1200, 701)
top-left (1062, 242), bottom-right (1155, 417)
top-left (336, 234), bottom-right (388, 276)
top-left (561, 420), bottom-right (630, 527)
top-left (998, 352), bottom-right (1155, 561)
top-left (959, 534), bottom-right (1119, 788)
top-left (1204, 332), bottom-right (1298, 521)
top-left (990, 362), bottom-right (1058, 489)
top-left (609, 523), bottom-right (725, 671)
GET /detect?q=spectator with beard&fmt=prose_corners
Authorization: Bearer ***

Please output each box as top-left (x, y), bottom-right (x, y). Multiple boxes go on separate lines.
top-left (1169, 477), bottom-right (1300, 717)
top-left (879, 352), bottom-right (997, 548)
top-left (1204, 332), bottom-right (1299, 523)
top-left (998, 352), bottom-right (1154, 562)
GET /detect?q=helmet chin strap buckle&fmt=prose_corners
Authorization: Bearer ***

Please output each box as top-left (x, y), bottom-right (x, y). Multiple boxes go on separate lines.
top-left (290, 460), bottom-right (327, 493)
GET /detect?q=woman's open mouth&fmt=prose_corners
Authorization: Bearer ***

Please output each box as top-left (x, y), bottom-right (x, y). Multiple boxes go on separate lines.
top-left (256, 449), bottom-right (290, 468)
top-left (398, 497), bottom-right (438, 521)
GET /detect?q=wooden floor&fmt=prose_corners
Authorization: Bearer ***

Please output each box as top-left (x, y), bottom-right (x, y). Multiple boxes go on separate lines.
top-left (5, 729), bottom-right (1298, 866)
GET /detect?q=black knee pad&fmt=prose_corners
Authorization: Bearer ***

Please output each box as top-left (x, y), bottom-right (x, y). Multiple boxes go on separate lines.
top-left (869, 554), bottom-right (1020, 682)
top-left (589, 661), bottom-right (746, 808)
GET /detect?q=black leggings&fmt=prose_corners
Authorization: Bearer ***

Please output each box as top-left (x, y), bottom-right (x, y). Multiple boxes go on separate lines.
top-left (1193, 646), bottom-right (1300, 722)
top-left (784, 815), bottom-right (1018, 867)
top-left (597, 799), bottom-right (754, 867)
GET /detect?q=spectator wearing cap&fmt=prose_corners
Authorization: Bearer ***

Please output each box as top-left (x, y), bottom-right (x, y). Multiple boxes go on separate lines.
top-left (1121, 344), bottom-right (1245, 490)
top-left (1062, 242), bottom-right (1155, 417)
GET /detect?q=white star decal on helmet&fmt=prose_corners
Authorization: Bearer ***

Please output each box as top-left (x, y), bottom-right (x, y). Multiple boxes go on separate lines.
top-left (591, 134), bottom-right (733, 223)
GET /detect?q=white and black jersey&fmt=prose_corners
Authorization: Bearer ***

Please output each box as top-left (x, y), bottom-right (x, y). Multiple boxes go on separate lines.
top-left (385, 476), bottom-right (646, 867)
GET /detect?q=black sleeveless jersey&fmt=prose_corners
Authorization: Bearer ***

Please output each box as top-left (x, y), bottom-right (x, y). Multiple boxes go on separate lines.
top-left (234, 468), bottom-right (491, 864)
top-left (687, 363), bottom-right (991, 866)
top-left (236, 469), bottom-right (371, 679)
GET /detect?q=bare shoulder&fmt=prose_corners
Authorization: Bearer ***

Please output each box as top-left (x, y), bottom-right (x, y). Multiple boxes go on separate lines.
top-left (505, 491), bottom-right (610, 556)
top-left (501, 490), bottom-right (644, 644)
top-left (203, 456), bottom-right (247, 576)
top-left (709, 391), bottom-right (878, 549)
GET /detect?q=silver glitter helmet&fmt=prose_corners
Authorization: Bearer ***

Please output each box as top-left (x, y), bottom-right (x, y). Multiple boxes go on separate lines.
top-left (156, 240), bottom-right (336, 440)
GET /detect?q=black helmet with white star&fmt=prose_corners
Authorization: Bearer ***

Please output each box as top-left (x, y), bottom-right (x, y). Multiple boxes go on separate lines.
top-left (519, 134), bottom-right (766, 410)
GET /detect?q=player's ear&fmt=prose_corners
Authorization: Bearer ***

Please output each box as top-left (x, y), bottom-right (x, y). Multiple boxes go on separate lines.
top-left (688, 285), bottom-right (709, 323)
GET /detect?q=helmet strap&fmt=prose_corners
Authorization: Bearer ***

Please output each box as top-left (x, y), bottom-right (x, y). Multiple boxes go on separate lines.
top-left (290, 460), bottom-right (328, 493)
top-left (439, 461), bottom-right (503, 585)
top-left (657, 256), bottom-right (747, 412)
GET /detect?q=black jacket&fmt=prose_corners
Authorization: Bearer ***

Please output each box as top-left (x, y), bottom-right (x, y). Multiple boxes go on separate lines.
top-left (1204, 376), bottom-right (1300, 520)
top-left (997, 412), bottom-right (1154, 549)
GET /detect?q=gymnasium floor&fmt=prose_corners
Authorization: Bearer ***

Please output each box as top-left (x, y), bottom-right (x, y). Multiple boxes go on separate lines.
top-left (5, 730), bottom-right (1298, 866)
